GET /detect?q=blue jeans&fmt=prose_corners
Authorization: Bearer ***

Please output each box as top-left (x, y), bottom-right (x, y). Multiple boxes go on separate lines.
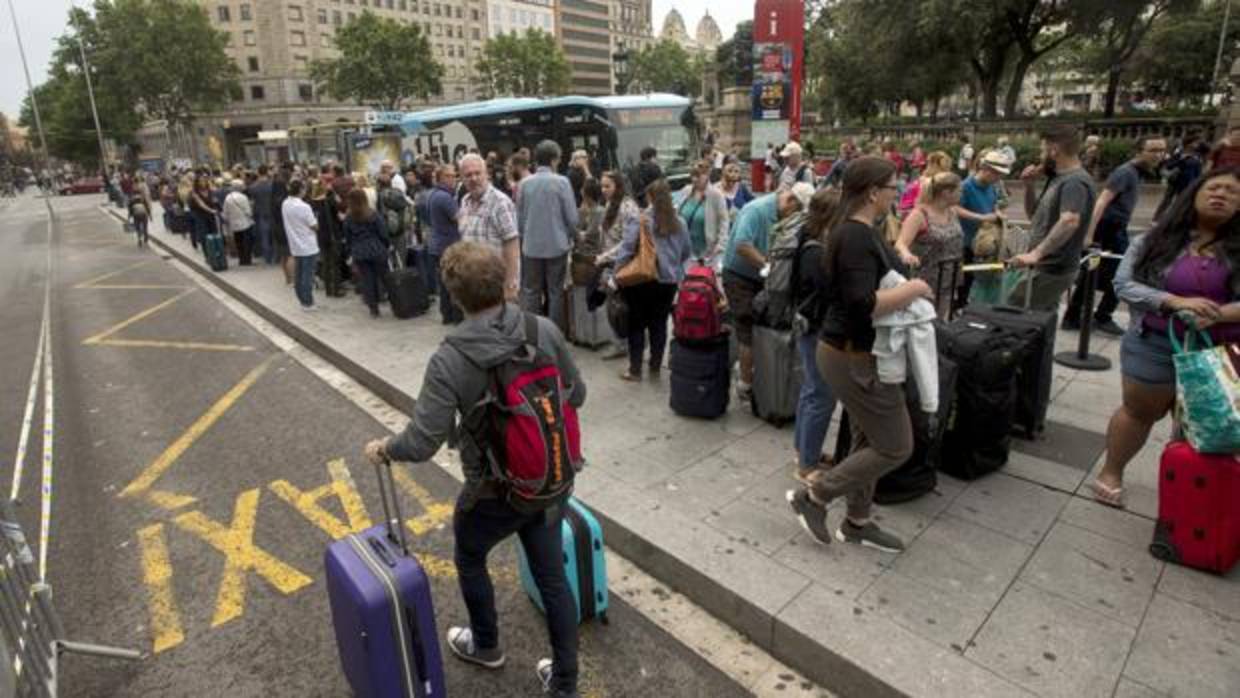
top-left (294, 253), bottom-right (318, 307)
top-left (256, 217), bottom-right (274, 264)
top-left (794, 333), bottom-right (837, 468)
top-left (454, 497), bottom-right (577, 694)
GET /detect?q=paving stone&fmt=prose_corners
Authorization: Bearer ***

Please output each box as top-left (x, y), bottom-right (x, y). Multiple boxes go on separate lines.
top-left (714, 424), bottom-right (801, 475)
top-left (858, 570), bottom-right (993, 650)
top-left (771, 529), bottom-right (892, 601)
top-left (891, 515), bottom-right (1033, 609)
top-left (1003, 450), bottom-right (1089, 493)
top-left (1052, 380), bottom-right (1125, 419)
top-left (1079, 442), bottom-right (1162, 520)
top-left (592, 448), bottom-right (684, 489)
top-left (1057, 495), bottom-right (1160, 550)
top-left (751, 663), bottom-right (837, 697)
top-left (653, 454), bottom-right (766, 521)
top-left (967, 582), bottom-right (1136, 698)
top-left (775, 584), bottom-right (1034, 698)
top-left (1011, 419), bottom-right (1107, 473)
top-left (1046, 402), bottom-right (1112, 435)
top-left (1019, 521), bottom-right (1162, 626)
top-left (704, 498), bottom-right (803, 554)
top-left (1125, 593), bottom-right (1240, 698)
top-left (633, 421), bottom-right (736, 469)
top-left (1157, 562), bottom-right (1240, 622)
top-left (739, 467), bottom-right (805, 517)
top-left (1112, 678), bottom-right (1169, 698)
top-left (948, 473), bottom-right (1069, 545)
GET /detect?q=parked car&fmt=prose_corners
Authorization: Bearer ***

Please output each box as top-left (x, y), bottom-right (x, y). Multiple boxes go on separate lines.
top-left (59, 176), bottom-right (104, 195)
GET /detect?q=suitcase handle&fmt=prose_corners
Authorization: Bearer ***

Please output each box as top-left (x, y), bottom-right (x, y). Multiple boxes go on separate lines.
top-left (374, 456), bottom-right (410, 556)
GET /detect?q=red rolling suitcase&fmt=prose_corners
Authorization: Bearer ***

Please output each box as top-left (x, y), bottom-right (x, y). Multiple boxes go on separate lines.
top-left (1149, 441), bottom-right (1240, 574)
top-left (324, 458), bottom-right (446, 697)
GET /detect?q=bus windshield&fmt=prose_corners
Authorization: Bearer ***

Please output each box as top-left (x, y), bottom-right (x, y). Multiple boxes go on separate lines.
top-left (611, 106), bottom-right (695, 178)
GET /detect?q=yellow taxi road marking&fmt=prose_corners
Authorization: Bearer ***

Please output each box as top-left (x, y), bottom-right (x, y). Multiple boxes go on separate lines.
top-left (82, 288), bottom-right (195, 345)
top-left (146, 490), bottom-right (199, 510)
top-left (72, 259), bottom-right (159, 288)
top-left (269, 459), bottom-right (373, 540)
top-left (120, 356), bottom-right (275, 502)
top-left (172, 489), bottom-right (313, 628)
top-left (137, 523), bottom-right (186, 654)
top-left (391, 465), bottom-right (454, 536)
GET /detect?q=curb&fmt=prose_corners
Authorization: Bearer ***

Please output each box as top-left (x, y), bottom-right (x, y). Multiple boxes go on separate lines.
top-left (102, 207), bottom-right (910, 698)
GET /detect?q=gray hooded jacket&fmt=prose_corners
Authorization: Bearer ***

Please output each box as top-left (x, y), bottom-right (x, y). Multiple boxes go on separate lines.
top-left (385, 303), bottom-right (587, 501)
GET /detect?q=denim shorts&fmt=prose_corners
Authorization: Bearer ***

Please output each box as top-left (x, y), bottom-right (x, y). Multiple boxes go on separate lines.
top-left (1120, 325), bottom-right (1175, 386)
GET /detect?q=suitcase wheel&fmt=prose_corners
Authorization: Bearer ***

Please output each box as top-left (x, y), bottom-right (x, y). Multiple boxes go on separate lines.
top-left (1148, 521), bottom-right (1180, 564)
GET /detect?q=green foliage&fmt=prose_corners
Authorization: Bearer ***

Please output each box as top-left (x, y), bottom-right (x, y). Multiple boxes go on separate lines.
top-left (310, 11), bottom-right (442, 109)
top-left (475, 29), bottom-right (571, 98)
top-left (630, 39), bottom-right (700, 97)
top-left (1130, 0), bottom-right (1240, 106)
top-left (715, 20), bottom-right (752, 88)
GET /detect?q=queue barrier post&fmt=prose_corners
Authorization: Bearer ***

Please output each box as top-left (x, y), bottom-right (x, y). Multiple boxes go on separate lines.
top-left (1054, 253), bottom-right (1112, 371)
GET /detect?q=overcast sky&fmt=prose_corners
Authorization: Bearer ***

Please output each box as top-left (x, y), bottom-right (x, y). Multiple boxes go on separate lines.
top-left (2, 1), bottom-right (748, 123)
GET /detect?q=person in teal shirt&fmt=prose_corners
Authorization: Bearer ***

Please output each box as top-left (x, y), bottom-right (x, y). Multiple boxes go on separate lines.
top-left (674, 162), bottom-right (729, 266)
top-left (722, 183), bottom-right (813, 401)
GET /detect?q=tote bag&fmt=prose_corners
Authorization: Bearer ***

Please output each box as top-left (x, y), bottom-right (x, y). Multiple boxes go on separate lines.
top-left (1169, 320), bottom-right (1240, 454)
top-left (615, 219), bottom-right (658, 288)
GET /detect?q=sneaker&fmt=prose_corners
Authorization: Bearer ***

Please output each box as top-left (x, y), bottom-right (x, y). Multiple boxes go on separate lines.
top-left (300, 304), bottom-right (317, 312)
top-left (736, 381), bottom-right (753, 404)
top-left (535, 658), bottom-right (581, 697)
top-left (446, 627), bottom-right (505, 669)
top-left (1060, 317), bottom-right (1080, 331)
top-left (786, 489), bottom-right (832, 546)
top-left (1094, 318), bottom-right (1125, 337)
top-left (835, 520), bottom-right (905, 553)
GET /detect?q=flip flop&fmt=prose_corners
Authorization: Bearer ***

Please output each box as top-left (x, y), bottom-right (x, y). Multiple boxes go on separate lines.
top-left (1090, 479), bottom-right (1126, 509)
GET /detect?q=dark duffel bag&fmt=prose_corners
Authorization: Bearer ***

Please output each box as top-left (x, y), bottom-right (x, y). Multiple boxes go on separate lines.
top-left (384, 266), bottom-right (430, 319)
top-left (938, 317), bottom-right (1028, 480)
top-left (874, 357), bottom-right (959, 504)
top-left (669, 336), bottom-right (731, 419)
top-left (961, 303), bottom-right (1056, 439)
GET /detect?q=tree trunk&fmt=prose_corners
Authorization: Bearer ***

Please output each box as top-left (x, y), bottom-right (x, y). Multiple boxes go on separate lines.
top-left (931, 96), bottom-right (941, 121)
top-left (981, 77), bottom-right (1001, 119)
top-left (1103, 68), bottom-right (1122, 118)
top-left (1004, 54), bottom-right (1037, 119)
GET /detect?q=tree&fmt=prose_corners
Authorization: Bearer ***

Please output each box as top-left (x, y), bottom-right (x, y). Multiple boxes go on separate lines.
top-left (715, 20), bottom-right (753, 88)
top-left (310, 10), bottom-right (442, 109)
top-left (1130, 0), bottom-right (1239, 107)
top-left (475, 29), bottom-right (571, 98)
top-left (630, 39), bottom-right (701, 97)
top-left (1074, 1), bottom-right (1193, 117)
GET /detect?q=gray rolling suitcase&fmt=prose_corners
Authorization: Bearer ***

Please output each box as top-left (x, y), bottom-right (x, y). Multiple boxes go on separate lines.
top-left (750, 325), bottom-right (802, 426)
top-left (567, 286), bottom-right (612, 349)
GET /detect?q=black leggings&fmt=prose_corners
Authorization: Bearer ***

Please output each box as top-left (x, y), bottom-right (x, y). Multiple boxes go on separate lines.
top-left (355, 258), bottom-right (385, 311)
top-left (622, 281), bottom-right (677, 373)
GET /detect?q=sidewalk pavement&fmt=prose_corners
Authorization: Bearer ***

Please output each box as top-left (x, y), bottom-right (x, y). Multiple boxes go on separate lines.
top-left (110, 205), bottom-right (1238, 698)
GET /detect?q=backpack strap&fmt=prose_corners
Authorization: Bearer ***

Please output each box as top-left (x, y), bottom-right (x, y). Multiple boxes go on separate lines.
top-left (522, 312), bottom-right (540, 351)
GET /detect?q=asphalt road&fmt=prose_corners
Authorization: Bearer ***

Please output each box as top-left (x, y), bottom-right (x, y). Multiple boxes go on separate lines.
top-left (0, 192), bottom-right (750, 698)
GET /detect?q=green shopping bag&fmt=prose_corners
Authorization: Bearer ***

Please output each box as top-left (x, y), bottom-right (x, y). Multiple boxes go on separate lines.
top-left (1169, 318), bottom-right (1240, 454)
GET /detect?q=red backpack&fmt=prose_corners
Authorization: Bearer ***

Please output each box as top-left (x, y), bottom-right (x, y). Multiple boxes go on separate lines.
top-left (674, 264), bottom-right (726, 342)
top-left (453, 312), bottom-right (582, 513)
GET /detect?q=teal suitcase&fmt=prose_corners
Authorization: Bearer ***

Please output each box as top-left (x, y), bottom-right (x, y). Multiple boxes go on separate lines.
top-left (516, 498), bottom-right (609, 624)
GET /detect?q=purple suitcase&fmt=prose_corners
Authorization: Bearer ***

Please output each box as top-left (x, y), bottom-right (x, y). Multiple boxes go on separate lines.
top-left (325, 458), bottom-right (446, 698)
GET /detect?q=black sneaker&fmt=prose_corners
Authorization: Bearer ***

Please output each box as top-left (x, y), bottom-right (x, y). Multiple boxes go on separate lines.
top-left (536, 658), bottom-right (580, 697)
top-left (786, 489), bottom-right (832, 546)
top-left (1061, 317), bottom-right (1080, 331)
top-left (836, 520), bottom-right (905, 553)
top-left (1094, 318), bottom-right (1125, 336)
top-left (446, 627), bottom-right (505, 669)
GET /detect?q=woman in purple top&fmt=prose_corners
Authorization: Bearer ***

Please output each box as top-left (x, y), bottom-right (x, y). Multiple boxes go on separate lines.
top-left (1093, 168), bottom-right (1240, 507)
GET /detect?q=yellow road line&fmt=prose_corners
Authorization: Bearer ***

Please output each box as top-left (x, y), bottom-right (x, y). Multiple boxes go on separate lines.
top-left (82, 288), bottom-right (195, 345)
top-left (391, 465), bottom-right (454, 536)
top-left (173, 489), bottom-right (312, 628)
top-left (146, 490), bottom-right (199, 510)
top-left (137, 523), bottom-right (186, 654)
top-left (72, 259), bottom-right (158, 288)
top-left (120, 356), bottom-right (275, 501)
top-left (92, 339), bottom-right (255, 352)
top-left (269, 459), bottom-right (373, 540)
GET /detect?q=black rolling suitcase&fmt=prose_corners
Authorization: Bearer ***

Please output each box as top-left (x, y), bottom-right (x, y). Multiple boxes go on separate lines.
top-left (384, 253), bottom-right (430, 319)
top-left (874, 357), bottom-right (959, 504)
top-left (961, 303), bottom-right (1056, 438)
top-left (937, 317), bottom-right (1027, 480)
top-left (669, 336), bottom-right (731, 419)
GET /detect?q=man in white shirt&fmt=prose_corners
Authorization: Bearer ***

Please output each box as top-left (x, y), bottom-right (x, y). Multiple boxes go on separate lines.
top-left (281, 179), bottom-right (321, 310)
top-left (778, 142), bottom-right (814, 189)
top-left (382, 160), bottom-right (407, 194)
top-left (222, 180), bottom-right (256, 266)
top-left (458, 154), bottom-right (520, 301)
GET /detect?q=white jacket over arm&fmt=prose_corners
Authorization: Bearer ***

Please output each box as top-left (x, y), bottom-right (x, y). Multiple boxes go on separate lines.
top-left (872, 269), bottom-right (940, 412)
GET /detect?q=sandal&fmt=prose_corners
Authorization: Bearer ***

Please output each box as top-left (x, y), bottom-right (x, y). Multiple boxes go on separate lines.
top-left (1090, 479), bottom-right (1126, 509)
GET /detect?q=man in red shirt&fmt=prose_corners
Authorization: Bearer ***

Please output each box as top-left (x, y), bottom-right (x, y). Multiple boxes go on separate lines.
top-left (1208, 125), bottom-right (1240, 171)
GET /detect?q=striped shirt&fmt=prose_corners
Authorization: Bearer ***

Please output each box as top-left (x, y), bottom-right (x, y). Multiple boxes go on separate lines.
top-left (459, 184), bottom-right (518, 251)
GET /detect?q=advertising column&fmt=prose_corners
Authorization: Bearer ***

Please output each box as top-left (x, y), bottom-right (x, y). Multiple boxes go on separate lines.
top-left (750, 0), bottom-right (805, 192)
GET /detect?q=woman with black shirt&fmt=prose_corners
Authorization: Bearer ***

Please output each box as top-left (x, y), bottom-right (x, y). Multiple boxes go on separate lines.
top-left (188, 175), bottom-right (218, 251)
top-left (787, 157), bottom-right (933, 553)
top-left (342, 188), bottom-right (391, 317)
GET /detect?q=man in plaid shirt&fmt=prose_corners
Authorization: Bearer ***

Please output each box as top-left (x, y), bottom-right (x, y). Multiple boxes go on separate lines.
top-left (459, 153), bottom-right (521, 302)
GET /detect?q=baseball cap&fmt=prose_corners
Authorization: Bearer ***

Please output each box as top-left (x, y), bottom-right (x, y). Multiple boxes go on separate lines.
top-left (780, 142), bottom-right (803, 158)
top-left (979, 150), bottom-right (1013, 176)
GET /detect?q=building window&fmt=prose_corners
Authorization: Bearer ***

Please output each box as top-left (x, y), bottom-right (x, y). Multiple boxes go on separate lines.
top-left (471, 27), bottom-right (479, 40)
top-left (243, 30), bottom-right (256, 46)
top-left (333, 10), bottom-right (342, 25)
top-left (217, 6), bottom-right (230, 22)
top-left (289, 5), bottom-right (304, 21)
top-left (454, 6), bottom-right (461, 19)
top-left (400, 0), bottom-right (407, 9)
top-left (317, 8), bottom-right (328, 23)
top-left (239, 4), bottom-right (252, 21)
top-left (291, 30), bottom-right (306, 46)
top-left (250, 85), bottom-right (265, 100)
top-left (294, 54), bottom-right (309, 70)
top-left (433, 3), bottom-right (440, 16)
top-left (471, 8), bottom-right (479, 21)
top-left (348, 11), bottom-right (356, 21)
top-left (247, 56), bottom-right (259, 72)
top-left (299, 83), bottom-right (314, 101)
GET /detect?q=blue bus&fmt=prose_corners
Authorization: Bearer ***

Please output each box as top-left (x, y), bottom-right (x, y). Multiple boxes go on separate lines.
top-left (361, 94), bottom-right (698, 187)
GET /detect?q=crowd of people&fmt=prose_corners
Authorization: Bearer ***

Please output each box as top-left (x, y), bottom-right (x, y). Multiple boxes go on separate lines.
top-left (95, 121), bottom-right (1240, 698)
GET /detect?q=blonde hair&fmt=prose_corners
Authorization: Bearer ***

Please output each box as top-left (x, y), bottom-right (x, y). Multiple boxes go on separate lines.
top-left (927, 172), bottom-right (962, 200)
top-left (924, 151), bottom-right (952, 178)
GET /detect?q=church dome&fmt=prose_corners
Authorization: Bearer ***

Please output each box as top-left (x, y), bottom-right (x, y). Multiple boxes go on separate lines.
top-left (661, 9), bottom-right (688, 42)
top-left (695, 12), bottom-right (722, 49)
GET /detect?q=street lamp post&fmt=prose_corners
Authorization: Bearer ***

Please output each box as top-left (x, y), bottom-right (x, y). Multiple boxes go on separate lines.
top-left (613, 49), bottom-right (631, 96)
top-left (5, 0), bottom-right (53, 180)
top-left (1212, 0), bottom-right (1234, 106)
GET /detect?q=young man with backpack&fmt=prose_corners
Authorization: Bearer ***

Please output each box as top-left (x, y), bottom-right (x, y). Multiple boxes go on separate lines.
top-left (365, 241), bottom-right (587, 698)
